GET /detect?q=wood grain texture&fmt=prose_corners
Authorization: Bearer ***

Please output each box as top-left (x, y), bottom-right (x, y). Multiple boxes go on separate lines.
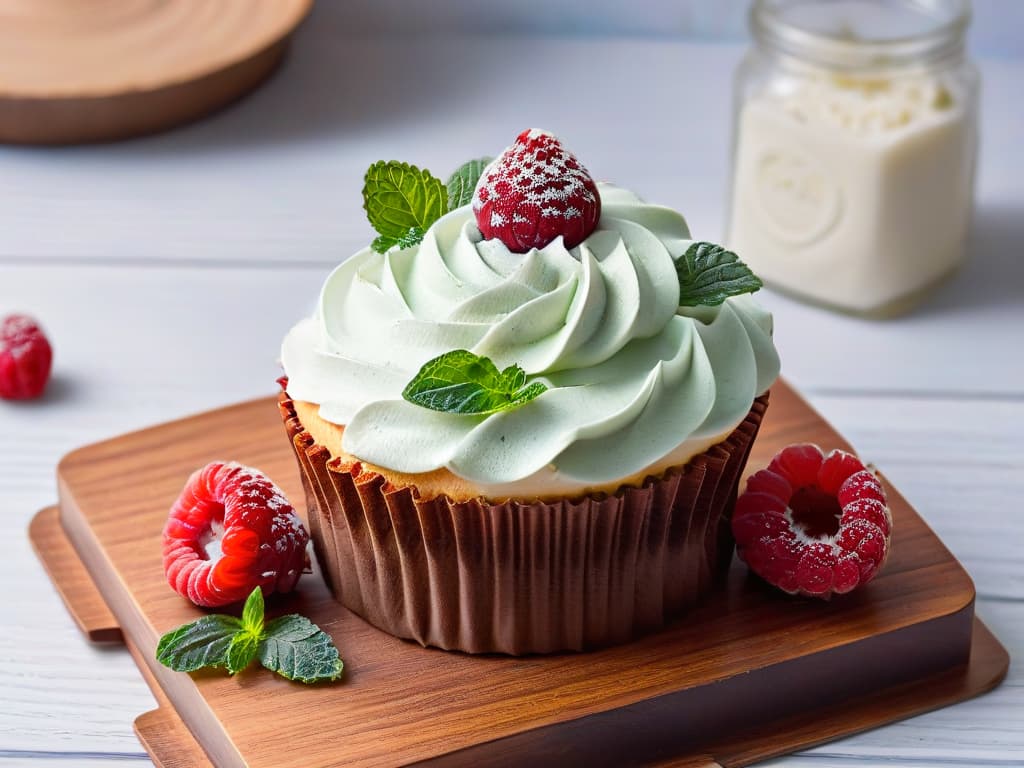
top-left (39, 380), bottom-right (1007, 767)
top-left (28, 507), bottom-right (120, 642)
top-left (134, 709), bottom-right (212, 768)
top-left (126, 637), bottom-right (213, 768)
top-left (714, 619), bottom-right (1008, 767)
top-left (0, 0), bottom-right (312, 143)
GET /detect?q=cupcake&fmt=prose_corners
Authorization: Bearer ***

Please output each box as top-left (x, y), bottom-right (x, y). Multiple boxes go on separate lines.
top-left (280, 129), bottom-right (779, 654)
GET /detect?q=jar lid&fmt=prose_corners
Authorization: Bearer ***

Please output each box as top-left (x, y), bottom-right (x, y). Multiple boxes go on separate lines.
top-left (751, 0), bottom-right (971, 70)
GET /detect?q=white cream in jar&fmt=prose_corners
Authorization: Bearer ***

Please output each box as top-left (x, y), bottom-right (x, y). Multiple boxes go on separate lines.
top-left (728, 0), bottom-right (978, 316)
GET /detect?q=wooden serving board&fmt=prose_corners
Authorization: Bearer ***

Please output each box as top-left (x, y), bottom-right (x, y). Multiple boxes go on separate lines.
top-left (30, 380), bottom-right (1008, 767)
top-left (0, 0), bottom-right (312, 144)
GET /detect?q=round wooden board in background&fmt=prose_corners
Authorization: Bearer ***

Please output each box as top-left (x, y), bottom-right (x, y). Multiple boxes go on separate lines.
top-left (0, 0), bottom-right (313, 144)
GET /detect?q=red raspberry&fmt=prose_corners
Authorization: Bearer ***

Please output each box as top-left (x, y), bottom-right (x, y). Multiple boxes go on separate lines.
top-left (0, 314), bottom-right (53, 400)
top-left (473, 128), bottom-right (601, 253)
top-left (732, 444), bottom-right (891, 599)
top-left (162, 462), bottom-right (310, 608)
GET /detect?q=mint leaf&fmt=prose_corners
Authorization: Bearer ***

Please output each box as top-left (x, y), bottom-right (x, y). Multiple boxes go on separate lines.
top-left (371, 226), bottom-right (426, 254)
top-left (156, 615), bottom-right (241, 672)
top-left (363, 161), bottom-right (447, 255)
top-left (402, 350), bottom-right (547, 415)
top-left (241, 587), bottom-right (264, 637)
top-left (226, 632), bottom-right (259, 675)
top-left (225, 587), bottom-right (265, 674)
top-left (259, 615), bottom-right (345, 684)
top-left (675, 242), bottom-right (763, 307)
top-left (446, 157), bottom-right (492, 209)
top-left (156, 586), bottom-right (344, 684)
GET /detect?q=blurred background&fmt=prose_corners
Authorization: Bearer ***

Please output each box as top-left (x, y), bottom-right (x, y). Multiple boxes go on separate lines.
top-left (1, 2), bottom-right (1022, 766)
top-left (338, 0), bottom-right (1024, 54)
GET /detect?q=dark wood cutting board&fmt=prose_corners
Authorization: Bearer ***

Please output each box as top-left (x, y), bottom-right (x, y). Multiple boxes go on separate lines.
top-left (30, 379), bottom-right (1009, 767)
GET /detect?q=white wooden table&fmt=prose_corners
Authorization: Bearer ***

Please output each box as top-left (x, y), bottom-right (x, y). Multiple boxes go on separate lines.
top-left (1, 9), bottom-right (1021, 768)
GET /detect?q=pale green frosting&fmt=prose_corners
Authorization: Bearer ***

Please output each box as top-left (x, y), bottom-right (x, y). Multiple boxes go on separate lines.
top-left (281, 184), bottom-right (780, 496)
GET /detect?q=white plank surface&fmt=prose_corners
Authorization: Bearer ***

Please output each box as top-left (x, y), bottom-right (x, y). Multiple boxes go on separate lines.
top-left (0, 5), bottom-right (1021, 765)
top-left (2, 30), bottom-right (1020, 398)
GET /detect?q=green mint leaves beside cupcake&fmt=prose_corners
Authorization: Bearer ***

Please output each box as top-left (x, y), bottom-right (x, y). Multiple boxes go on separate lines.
top-left (363, 130), bottom-right (763, 417)
top-left (157, 587), bottom-right (344, 684)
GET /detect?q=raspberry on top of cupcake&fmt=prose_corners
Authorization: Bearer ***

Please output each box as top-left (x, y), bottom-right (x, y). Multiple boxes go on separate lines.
top-left (281, 129), bottom-right (780, 501)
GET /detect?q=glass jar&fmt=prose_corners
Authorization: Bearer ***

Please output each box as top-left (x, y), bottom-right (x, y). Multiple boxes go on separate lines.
top-left (726, 0), bottom-right (979, 317)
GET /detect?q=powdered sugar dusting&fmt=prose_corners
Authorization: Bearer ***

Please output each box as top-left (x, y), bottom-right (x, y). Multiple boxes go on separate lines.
top-left (472, 129), bottom-right (601, 252)
top-left (784, 507), bottom-right (843, 552)
top-left (162, 460), bottom-right (310, 607)
top-left (199, 519), bottom-right (225, 561)
top-left (733, 444), bottom-right (891, 598)
top-left (474, 130), bottom-right (596, 220)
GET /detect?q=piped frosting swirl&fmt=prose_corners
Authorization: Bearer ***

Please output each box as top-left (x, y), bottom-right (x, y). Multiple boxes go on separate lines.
top-left (281, 184), bottom-right (780, 497)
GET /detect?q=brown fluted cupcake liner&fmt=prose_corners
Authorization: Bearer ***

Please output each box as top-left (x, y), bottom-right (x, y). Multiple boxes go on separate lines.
top-left (279, 389), bottom-right (769, 655)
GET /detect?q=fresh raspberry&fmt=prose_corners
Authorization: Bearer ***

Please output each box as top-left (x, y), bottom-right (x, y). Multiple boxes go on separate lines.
top-left (0, 314), bottom-right (53, 400)
top-left (732, 444), bottom-right (891, 599)
top-left (473, 128), bottom-right (601, 253)
top-left (162, 462), bottom-right (309, 608)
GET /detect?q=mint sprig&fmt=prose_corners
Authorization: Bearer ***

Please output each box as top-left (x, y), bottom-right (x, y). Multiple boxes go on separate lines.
top-left (402, 350), bottom-right (547, 415)
top-left (156, 588), bottom-right (344, 684)
top-left (446, 157), bottom-right (492, 209)
top-left (226, 632), bottom-right (259, 675)
top-left (675, 241), bottom-right (763, 307)
top-left (364, 161), bottom-right (447, 254)
top-left (155, 615), bottom-right (240, 673)
top-left (371, 226), bottom-right (425, 255)
top-left (259, 615), bottom-right (347, 684)
top-left (363, 156), bottom-right (493, 254)
top-left (241, 585), bottom-right (264, 635)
